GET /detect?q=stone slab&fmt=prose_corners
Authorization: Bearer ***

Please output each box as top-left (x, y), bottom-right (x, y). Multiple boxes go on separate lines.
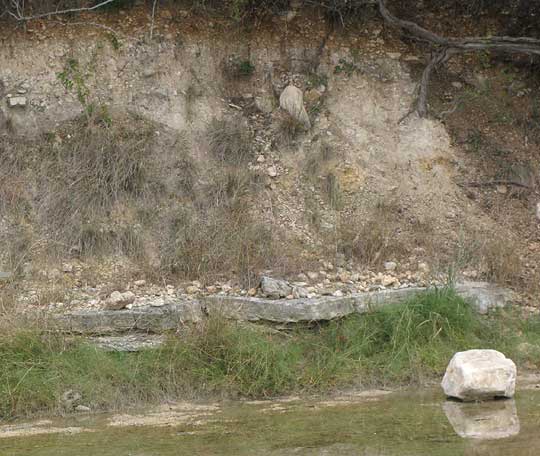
top-left (49, 282), bottom-right (516, 334)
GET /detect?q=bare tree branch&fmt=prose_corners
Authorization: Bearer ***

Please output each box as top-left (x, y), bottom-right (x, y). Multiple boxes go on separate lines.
top-left (8, 0), bottom-right (117, 21)
top-left (378, 0), bottom-right (540, 118)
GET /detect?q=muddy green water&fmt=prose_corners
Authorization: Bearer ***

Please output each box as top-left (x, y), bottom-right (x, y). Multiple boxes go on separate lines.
top-left (2, 390), bottom-right (540, 455)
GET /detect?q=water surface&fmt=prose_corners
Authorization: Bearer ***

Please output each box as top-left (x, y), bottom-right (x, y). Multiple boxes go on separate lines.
top-left (2, 389), bottom-right (540, 455)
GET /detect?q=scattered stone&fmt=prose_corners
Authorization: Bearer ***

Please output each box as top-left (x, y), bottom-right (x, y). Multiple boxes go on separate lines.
top-left (254, 94), bottom-right (275, 114)
top-left (381, 275), bottom-right (397, 287)
top-left (338, 272), bottom-right (350, 283)
top-left (61, 390), bottom-right (82, 409)
top-left (0, 271), bottom-right (12, 281)
top-left (267, 166), bottom-right (278, 178)
top-left (441, 350), bottom-right (517, 401)
top-left (62, 263), bottom-right (73, 273)
top-left (134, 280), bottom-right (146, 287)
top-left (307, 271), bottom-right (319, 281)
top-left (418, 262), bottom-right (429, 274)
top-left (7, 96), bottom-right (26, 108)
top-left (279, 85), bottom-right (311, 129)
top-left (74, 405), bottom-right (91, 413)
top-left (304, 88), bottom-right (323, 105)
top-left (451, 81), bottom-right (463, 89)
top-left (384, 261), bottom-right (397, 271)
top-left (106, 291), bottom-right (136, 311)
top-left (142, 68), bottom-right (156, 78)
top-left (332, 290), bottom-right (344, 297)
top-left (256, 154), bottom-right (266, 163)
top-left (260, 276), bottom-right (292, 299)
top-left (186, 286), bottom-right (199, 295)
top-left (292, 286), bottom-right (309, 299)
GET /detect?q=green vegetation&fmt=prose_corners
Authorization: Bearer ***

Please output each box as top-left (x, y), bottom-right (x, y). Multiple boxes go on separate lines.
top-left (1, 288), bottom-right (539, 419)
top-left (223, 56), bottom-right (255, 78)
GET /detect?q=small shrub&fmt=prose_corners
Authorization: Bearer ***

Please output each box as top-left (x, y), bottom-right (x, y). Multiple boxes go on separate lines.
top-left (223, 55), bottom-right (255, 78)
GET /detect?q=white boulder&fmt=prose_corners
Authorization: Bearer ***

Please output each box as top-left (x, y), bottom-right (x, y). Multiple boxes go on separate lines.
top-left (279, 85), bottom-right (311, 129)
top-left (442, 350), bottom-right (516, 401)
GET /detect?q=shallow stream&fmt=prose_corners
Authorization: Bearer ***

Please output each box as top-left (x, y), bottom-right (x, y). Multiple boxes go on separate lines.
top-left (2, 389), bottom-right (540, 455)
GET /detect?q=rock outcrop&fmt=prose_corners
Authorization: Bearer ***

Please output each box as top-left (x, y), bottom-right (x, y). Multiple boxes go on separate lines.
top-left (441, 350), bottom-right (517, 401)
top-left (48, 282), bottom-right (516, 336)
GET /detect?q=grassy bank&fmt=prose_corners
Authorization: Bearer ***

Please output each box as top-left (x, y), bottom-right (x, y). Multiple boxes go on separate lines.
top-left (1, 288), bottom-right (539, 419)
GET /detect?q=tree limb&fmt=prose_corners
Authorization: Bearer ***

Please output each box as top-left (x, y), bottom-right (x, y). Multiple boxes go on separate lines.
top-left (8, 0), bottom-right (117, 21)
top-left (378, 0), bottom-right (540, 118)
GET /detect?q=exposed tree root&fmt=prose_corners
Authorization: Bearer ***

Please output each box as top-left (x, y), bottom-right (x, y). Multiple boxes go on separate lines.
top-left (378, 0), bottom-right (540, 118)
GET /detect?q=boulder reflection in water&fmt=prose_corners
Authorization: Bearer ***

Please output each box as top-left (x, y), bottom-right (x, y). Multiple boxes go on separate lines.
top-left (443, 399), bottom-right (520, 440)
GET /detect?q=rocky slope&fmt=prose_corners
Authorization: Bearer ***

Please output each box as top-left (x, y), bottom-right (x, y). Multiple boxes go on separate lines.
top-left (0, 3), bottom-right (539, 313)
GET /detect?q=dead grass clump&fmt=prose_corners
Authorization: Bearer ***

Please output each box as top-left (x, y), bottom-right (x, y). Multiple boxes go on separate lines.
top-left (481, 234), bottom-right (521, 284)
top-left (36, 114), bottom-right (157, 255)
top-left (77, 223), bottom-right (145, 258)
top-left (207, 117), bottom-right (252, 164)
top-left (324, 172), bottom-right (342, 210)
top-left (160, 165), bottom-right (271, 287)
top-left (278, 113), bottom-right (304, 146)
top-left (160, 205), bottom-right (274, 287)
top-left (336, 199), bottom-right (407, 265)
top-left (303, 141), bottom-right (335, 180)
top-left (443, 228), bottom-right (521, 285)
top-left (204, 167), bottom-right (257, 210)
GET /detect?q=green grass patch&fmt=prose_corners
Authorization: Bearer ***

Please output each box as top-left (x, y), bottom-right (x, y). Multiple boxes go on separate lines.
top-left (1, 288), bottom-right (539, 419)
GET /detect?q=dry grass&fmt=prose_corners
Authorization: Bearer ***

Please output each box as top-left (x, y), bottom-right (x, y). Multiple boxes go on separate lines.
top-left (12, 114), bottom-right (156, 259)
top-left (336, 199), bottom-right (407, 266)
top-left (207, 117), bottom-right (252, 164)
top-left (446, 228), bottom-right (522, 285)
top-left (159, 165), bottom-right (274, 287)
top-left (277, 112), bottom-right (305, 146)
top-left (324, 172), bottom-right (342, 210)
